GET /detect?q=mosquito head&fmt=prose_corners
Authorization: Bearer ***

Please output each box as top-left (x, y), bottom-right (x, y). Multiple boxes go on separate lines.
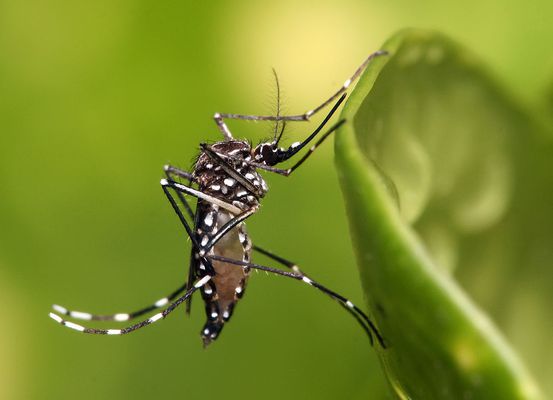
top-left (252, 141), bottom-right (285, 166)
top-left (252, 120), bottom-right (289, 166)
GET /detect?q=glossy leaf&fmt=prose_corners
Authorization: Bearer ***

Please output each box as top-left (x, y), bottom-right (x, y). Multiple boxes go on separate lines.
top-left (335, 30), bottom-right (545, 399)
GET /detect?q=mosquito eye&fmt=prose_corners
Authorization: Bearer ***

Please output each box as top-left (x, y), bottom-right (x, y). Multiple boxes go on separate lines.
top-left (262, 145), bottom-right (273, 158)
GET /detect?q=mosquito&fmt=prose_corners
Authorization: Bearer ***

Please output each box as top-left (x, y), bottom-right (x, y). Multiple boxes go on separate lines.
top-left (49, 50), bottom-right (387, 348)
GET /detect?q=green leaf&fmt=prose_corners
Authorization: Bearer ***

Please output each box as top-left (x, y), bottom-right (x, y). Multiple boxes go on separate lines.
top-left (335, 29), bottom-right (544, 399)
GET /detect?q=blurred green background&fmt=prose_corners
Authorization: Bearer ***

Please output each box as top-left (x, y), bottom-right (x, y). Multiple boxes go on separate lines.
top-left (1, 1), bottom-right (552, 399)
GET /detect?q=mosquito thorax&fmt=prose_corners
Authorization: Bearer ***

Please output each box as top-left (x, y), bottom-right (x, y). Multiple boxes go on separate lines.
top-left (194, 140), bottom-right (269, 204)
top-left (195, 140), bottom-right (251, 178)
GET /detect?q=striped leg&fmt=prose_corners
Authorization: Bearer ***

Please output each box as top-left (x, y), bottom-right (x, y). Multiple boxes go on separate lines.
top-left (162, 165), bottom-right (197, 313)
top-left (161, 179), bottom-right (241, 215)
top-left (253, 245), bottom-right (304, 274)
top-left (161, 177), bottom-right (251, 270)
top-left (200, 207), bottom-right (258, 257)
top-left (49, 177), bottom-right (239, 328)
top-left (161, 178), bottom-right (258, 258)
top-left (51, 282), bottom-right (188, 323)
top-left (213, 51), bottom-right (388, 128)
top-left (164, 165), bottom-right (194, 182)
top-left (162, 177), bottom-right (259, 312)
top-left (164, 165), bottom-right (196, 219)
top-left (207, 254), bottom-right (386, 348)
top-left (49, 276), bottom-right (211, 335)
top-left (253, 245), bottom-right (382, 346)
top-left (208, 93), bottom-right (347, 180)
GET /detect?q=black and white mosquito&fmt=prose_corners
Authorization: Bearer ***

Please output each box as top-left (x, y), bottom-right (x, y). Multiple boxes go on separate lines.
top-left (50, 51), bottom-right (387, 348)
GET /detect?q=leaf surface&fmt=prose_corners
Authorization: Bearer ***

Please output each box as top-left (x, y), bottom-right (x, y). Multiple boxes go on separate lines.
top-left (335, 29), bottom-right (544, 399)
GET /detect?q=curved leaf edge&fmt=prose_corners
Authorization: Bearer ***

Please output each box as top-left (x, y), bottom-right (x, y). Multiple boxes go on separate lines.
top-left (335, 29), bottom-right (543, 399)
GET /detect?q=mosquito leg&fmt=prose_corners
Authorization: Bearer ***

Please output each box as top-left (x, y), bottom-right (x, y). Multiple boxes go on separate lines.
top-left (206, 254), bottom-right (386, 348)
top-left (252, 245), bottom-right (379, 346)
top-left (161, 178), bottom-right (259, 253)
top-left (184, 254), bottom-right (197, 315)
top-left (52, 283), bottom-right (188, 322)
top-left (253, 245), bottom-right (304, 274)
top-left (218, 94), bottom-right (346, 177)
top-left (161, 181), bottom-right (201, 249)
top-left (50, 178), bottom-right (210, 326)
top-left (49, 276), bottom-right (211, 335)
top-left (200, 206), bottom-right (258, 257)
top-left (53, 177), bottom-right (233, 321)
top-left (162, 166), bottom-right (197, 312)
top-left (162, 178), bottom-right (260, 270)
top-left (164, 165), bottom-right (196, 219)
top-left (51, 179), bottom-right (211, 327)
top-left (213, 113), bottom-right (234, 141)
top-left (300, 50), bottom-right (387, 119)
top-left (214, 51), bottom-right (387, 125)
top-left (162, 178), bottom-right (260, 257)
top-left (161, 179), bottom-right (241, 215)
top-left (161, 180), bottom-right (218, 279)
top-left (164, 165), bottom-right (194, 181)
top-left (205, 94), bottom-right (345, 184)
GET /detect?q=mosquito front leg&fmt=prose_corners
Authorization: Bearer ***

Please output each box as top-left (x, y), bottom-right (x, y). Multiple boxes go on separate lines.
top-left (219, 93), bottom-right (346, 178)
top-left (213, 51), bottom-right (387, 127)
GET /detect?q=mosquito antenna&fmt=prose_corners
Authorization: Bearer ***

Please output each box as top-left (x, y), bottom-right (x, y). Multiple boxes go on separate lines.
top-left (275, 120), bottom-right (286, 145)
top-left (272, 67), bottom-right (281, 141)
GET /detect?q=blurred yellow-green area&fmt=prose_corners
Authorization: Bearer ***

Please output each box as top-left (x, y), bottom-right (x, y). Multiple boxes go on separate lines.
top-left (1, 1), bottom-right (552, 399)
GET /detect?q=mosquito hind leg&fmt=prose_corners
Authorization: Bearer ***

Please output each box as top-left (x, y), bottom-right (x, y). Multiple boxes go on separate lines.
top-left (49, 276), bottom-right (211, 335)
top-left (52, 282), bottom-right (188, 322)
